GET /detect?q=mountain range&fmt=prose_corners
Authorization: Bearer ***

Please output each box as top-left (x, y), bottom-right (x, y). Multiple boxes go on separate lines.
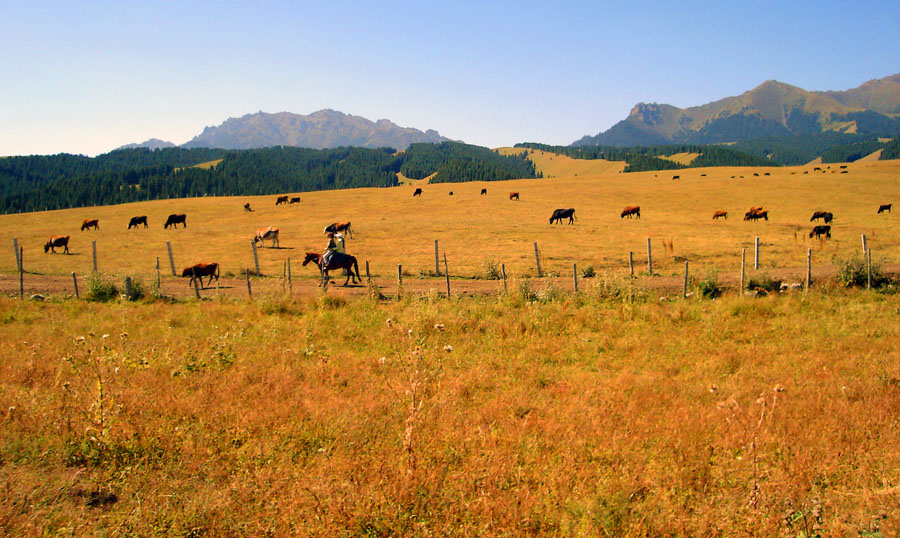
top-left (574, 74), bottom-right (900, 147)
top-left (121, 110), bottom-right (450, 151)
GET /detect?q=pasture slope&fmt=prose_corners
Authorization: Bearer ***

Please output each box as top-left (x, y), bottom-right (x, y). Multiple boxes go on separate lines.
top-left (1, 158), bottom-right (899, 290)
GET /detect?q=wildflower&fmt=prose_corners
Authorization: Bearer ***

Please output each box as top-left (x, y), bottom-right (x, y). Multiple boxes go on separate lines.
top-left (443, 345), bottom-right (453, 352)
top-left (709, 385), bottom-right (718, 393)
top-left (773, 385), bottom-right (784, 392)
top-left (379, 356), bottom-right (386, 365)
top-left (434, 324), bottom-right (445, 330)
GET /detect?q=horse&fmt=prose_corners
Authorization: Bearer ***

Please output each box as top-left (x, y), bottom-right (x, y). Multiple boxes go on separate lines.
top-left (44, 235), bottom-right (69, 254)
top-left (878, 204), bottom-right (892, 214)
top-left (254, 227), bottom-right (280, 248)
top-left (712, 211), bottom-right (728, 220)
top-left (302, 251), bottom-right (361, 286)
top-left (81, 219), bottom-right (99, 231)
top-left (549, 208), bottom-right (576, 224)
top-left (164, 214), bottom-right (186, 229)
top-left (809, 225), bottom-right (831, 240)
top-left (128, 216), bottom-right (148, 229)
top-left (413, 188), bottom-right (423, 197)
top-left (181, 262), bottom-right (219, 288)
top-left (324, 222), bottom-right (353, 238)
top-left (620, 206), bottom-right (641, 219)
top-left (509, 192), bottom-right (519, 201)
top-left (276, 196), bottom-right (289, 205)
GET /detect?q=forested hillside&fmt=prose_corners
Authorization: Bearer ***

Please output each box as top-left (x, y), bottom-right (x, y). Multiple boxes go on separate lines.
top-left (0, 143), bottom-right (536, 214)
top-left (515, 143), bottom-right (773, 171)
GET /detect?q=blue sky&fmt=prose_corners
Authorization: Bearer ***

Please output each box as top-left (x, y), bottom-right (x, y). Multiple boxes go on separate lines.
top-left (2, 0), bottom-right (898, 156)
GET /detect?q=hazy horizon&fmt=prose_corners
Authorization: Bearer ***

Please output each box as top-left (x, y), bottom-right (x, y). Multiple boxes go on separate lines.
top-left (2, 0), bottom-right (899, 157)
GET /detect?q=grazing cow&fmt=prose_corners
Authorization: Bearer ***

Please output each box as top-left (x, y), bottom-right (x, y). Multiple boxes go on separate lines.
top-left (289, 197), bottom-right (301, 204)
top-left (413, 188), bottom-right (423, 197)
top-left (839, 165), bottom-right (847, 169)
top-left (81, 219), bottom-right (99, 231)
top-left (712, 210), bottom-right (728, 220)
top-left (813, 166), bottom-right (823, 172)
top-left (878, 204), bottom-right (892, 214)
top-left (276, 196), bottom-right (289, 205)
top-left (809, 225), bottom-right (831, 240)
top-left (764, 172), bottom-right (770, 176)
top-left (509, 192), bottom-right (519, 201)
top-left (549, 208), bottom-right (576, 224)
top-left (254, 227), bottom-right (280, 248)
top-left (127, 216), bottom-right (148, 229)
top-left (449, 191), bottom-right (454, 196)
top-left (43, 235), bottom-right (69, 254)
top-left (743, 210), bottom-right (769, 221)
top-left (324, 222), bottom-right (353, 239)
top-left (243, 202), bottom-right (253, 212)
top-left (810, 211), bottom-right (833, 223)
top-left (672, 175), bottom-right (680, 180)
top-left (620, 205), bottom-right (641, 219)
top-left (480, 188), bottom-right (487, 195)
top-left (181, 262), bottom-right (219, 288)
top-left (164, 214), bottom-right (187, 229)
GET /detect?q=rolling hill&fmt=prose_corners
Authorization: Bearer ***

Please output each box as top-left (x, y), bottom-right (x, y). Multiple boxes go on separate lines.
top-left (575, 74), bottom-right (900, 147)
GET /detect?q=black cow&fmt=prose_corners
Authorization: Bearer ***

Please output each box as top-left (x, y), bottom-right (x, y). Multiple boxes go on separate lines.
top-left (480, 188), bottom-right (487, 195)
top-left (128, 216), bottom-right (148, 229)
top-left (809, 225), bottom-right (831, 240)
top-left (413, 188), bottom-right (422, 197)
top-left (810, 211), bottom-right (833, 223)
top-left (164, 214), bottom-right (187, 229)
top-left (878, 204), bottom-right (892, 214)
top-left (549, 208), bottom-right (576, 225)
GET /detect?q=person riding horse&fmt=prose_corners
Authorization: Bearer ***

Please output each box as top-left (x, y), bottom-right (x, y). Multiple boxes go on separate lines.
top-left (322, 232), bottom-right (346, 272)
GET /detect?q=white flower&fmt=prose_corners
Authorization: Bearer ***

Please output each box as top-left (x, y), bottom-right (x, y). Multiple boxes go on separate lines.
top-left (443, 345), bottom-right (453, 352)
top-left (434, 324), bottom-right (445, 330)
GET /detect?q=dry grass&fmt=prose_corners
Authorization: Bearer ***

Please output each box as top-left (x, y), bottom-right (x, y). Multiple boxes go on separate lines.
top-left (659, 152), bottom-right (700, 165)
top-left (2, 160), bottom-right (898, 290)
top-left (1, 289), bottom-right (899, 536)
top-left (497, 147), bottom-right (626, 177)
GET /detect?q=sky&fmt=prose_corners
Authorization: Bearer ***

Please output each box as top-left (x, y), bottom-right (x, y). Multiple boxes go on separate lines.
top-left (2, 0), bottom-right (899, 156)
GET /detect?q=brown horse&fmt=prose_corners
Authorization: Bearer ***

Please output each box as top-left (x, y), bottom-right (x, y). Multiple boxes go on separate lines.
top-left (302, 251), bottom-right (361, 286)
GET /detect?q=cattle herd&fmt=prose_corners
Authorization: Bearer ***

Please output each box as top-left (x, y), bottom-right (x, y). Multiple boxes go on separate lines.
top-left (35, 185), bottom-right (895, 289)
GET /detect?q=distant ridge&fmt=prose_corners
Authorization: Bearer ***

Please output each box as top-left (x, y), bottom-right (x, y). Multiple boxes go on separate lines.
top-left (575, 74), bottom-right (900, 147)
top-left (180, 109), bottom-right (451, 150)
top-left (116, 138), bottom-right (176, 150)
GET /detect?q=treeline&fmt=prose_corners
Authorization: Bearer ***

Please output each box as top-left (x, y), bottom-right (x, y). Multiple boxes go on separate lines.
top-left (0, 143), bottom-right (538, 214)
top-left (727, 133), bottom-right (891, 165)
top-left (514, 142), bottom-right (773, 171)
top-left (400, 142), bottom-right (538, 183)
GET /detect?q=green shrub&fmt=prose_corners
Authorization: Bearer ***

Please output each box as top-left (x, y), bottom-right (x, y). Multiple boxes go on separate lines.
top-left (746, 274), bottom-right (781, 293)
top-left (85, 273), bottom-right (119, 302)
top-left (123, 276), bottom-right (146, 301)
top-left (836, 253), bottom-right (889, 288)
top-left (697, 271), bottom-right (722, 299)
top-left (484, 259), bottom-right (502, 280)
top-left (581, 265), bottom-right (596, 278)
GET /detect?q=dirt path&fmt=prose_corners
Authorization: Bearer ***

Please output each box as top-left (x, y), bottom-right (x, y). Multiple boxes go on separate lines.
top-left (3, 262), bottom-right (897, 301)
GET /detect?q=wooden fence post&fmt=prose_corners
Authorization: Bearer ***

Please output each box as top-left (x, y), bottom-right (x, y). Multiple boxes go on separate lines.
top-left (867, 248), bottom-right (872, 290)
top-left (251, 241), bottom-right (261, 276)
top-left (533, 242), bottom-right (542, 277)
top-left (397, 264), bottom-right (402, 297)
top-left (365, 260), bottom-right (370, 281)
top-left (156, 257), bottom-right (161, 291)
top-left (647, 238), bottom-right (653, 276)
top-left (167, 241), bottom-right (176, 276)
top-left (125, 277), bottom-right (133, 300)
top-left (754, 237), bottom-right (759, 270)
top-left (72, 272), bottom-right (79, 298)
top-left (573, 263), bottom-right (578, 292)
top-left (443, 254), bottom-right (450, 297)
top-left (861, 234), bottom-right (868, 255)
top-left (683, 261), bottom-right (689, 298)
top-left (806, 248), bottom-right (811, 293)
top-left (740, 248), bottom-right (746, 294)
top-left (245, 269), bottom-right (252, 299)
top-left (92, 241), bottom-right (98, 272)
top-left (287, 258), bottom-right (292, 294)
top-left (13, 238), bottom-right (20, 271)
top-left (501, 263), bottom-right (508, 294)
top-left (435, 239), bottom-right (440, 276)
top-left (18, 247), bottom-right (24, 300)
top-left (629, 251), bottom-right (634, 278)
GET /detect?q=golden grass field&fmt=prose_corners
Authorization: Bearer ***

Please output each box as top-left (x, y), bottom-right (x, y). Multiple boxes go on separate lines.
top-left (1, 157), bottom-right (898, 293)
top-left (2, 154), bottom-right (900, 536)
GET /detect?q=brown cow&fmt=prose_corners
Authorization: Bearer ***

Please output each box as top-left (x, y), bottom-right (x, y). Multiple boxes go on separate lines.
top-left (324, 222), bottom-right (353, 238)
top-left (81, 219), bottom-right (99, 231)
top-left (712, 210), bottom-right (728, 220)
top-left (44, 235), bottom-right (69, 254)
top-left (254, 227), bottom-right (280, 248)
top-left (289, 197), bottom-right (301, 204)
top-left (275, 195), bottom-right (289, 205)
top-left (181, 262), bottom-right (219, 288)
top-left (878, 203), bottom-right (892, 214)
top-left (509, 192), bottom-right (519, 201)
top-left (744, 210), bottom-right (768, 221)
top-left (621, 206), bottom-right (640, 219)
top-left (164, 214), bottom-right (187, 229)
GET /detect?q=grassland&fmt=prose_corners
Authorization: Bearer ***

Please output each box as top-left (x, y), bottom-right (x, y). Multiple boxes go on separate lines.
top-left (2, 288), bottom-right (899, 536)
top-left (2, 159), bottom-right (898, 295)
